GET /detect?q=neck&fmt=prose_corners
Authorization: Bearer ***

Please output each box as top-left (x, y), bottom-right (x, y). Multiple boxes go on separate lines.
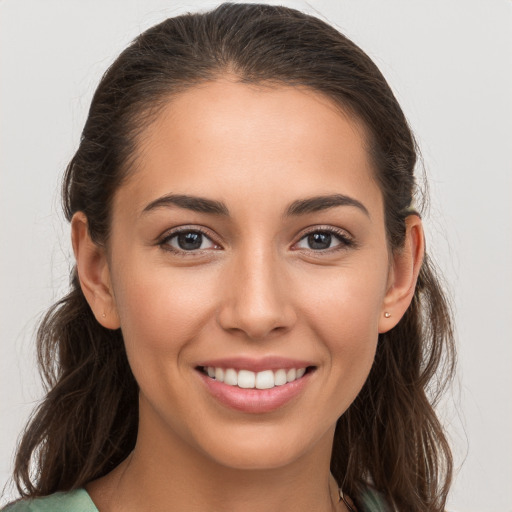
top-left (88, 400), bottom-right (343, 512)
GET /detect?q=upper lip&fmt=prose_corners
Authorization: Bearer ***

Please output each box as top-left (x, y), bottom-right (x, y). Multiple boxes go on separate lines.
top-left (196, 356), bottom-right (315, 373)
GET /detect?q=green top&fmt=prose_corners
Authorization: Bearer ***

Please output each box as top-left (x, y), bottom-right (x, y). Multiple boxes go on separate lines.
top-left (3, 487), bottom-right (390, 511)
top-left (2, 490), bottom-right (97, 512)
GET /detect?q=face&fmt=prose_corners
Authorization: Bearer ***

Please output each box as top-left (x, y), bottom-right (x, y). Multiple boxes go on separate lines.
top-left (104, 79), bottom-right (395, 470)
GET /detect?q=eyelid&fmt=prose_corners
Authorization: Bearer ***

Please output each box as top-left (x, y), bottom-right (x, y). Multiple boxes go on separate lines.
top-left (291, 225), bottom-right (356, 252)
top-left (156, 224), bottom-right (355, 256)
top-left (158, 225), bottom-right (223, 254)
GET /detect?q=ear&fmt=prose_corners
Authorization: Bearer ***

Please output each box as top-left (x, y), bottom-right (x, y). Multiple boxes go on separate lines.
top-left (378, 215), bottom-right (424, 333)
top-left (71, 212), bottom-right (120, 330)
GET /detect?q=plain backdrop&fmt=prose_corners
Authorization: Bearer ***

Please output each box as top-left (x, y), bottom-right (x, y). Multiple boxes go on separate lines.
top-left (1, 1), bottom-right (511, 511)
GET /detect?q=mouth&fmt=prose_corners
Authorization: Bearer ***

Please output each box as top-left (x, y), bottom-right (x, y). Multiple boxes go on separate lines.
top-left (197, 365), bottom-right (314, 390)
top-left (195, 362), bottom-right (316, 413)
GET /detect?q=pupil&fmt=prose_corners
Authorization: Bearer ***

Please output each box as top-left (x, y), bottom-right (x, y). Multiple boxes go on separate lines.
top-left (178, 232), bottom-right (202, 250)
top-left (308, 232), bottom-right (331, 250)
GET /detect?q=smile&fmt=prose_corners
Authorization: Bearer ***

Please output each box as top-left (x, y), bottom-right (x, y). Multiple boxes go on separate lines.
top-left (196, 360), bottom-right (316, 413)
top-left (201, 366), bottom-right (308, 389)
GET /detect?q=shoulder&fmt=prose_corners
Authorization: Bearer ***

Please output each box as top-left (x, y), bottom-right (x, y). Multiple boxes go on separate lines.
top-left (358, 485), bottom-right (391, 512)
top-left (2, 489), bottom-right (98, 512)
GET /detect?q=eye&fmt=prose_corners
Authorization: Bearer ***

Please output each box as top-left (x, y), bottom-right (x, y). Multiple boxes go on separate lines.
top-left (294, 228), bottom-right (353, 251)
top-left (161, 229), bottom-right (219, 253)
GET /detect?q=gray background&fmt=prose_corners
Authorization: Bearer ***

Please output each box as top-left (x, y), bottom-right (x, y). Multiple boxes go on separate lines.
top-left (1, 1), bottom-right (511, 510)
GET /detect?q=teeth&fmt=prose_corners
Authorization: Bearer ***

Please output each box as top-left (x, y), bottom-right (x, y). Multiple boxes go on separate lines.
top-left (274, 369), bottom-right (287, 386)
top-left (224, 368), bottom-right (238, 386)
top-left (255, 370), bottom-right (274, 389)
top-left (286, 368), bottom-right (296, 382)
top-left (238, 370), bottom-right (255, 388)
top-left (205, 366), bottom-right (308, 389)
top-left (214, 367), bottom-right (224, 382)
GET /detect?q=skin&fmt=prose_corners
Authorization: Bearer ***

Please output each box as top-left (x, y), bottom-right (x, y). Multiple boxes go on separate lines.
top-left (72, 79), bottom-right (424, 512)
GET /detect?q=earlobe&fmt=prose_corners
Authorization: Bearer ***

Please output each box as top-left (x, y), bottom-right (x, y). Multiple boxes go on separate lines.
top-left (378, 215), bottom-right (424, 333)
top-left (71, 212), bottom-right (120, 330)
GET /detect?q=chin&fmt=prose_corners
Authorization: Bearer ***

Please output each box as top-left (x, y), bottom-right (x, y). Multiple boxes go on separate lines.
top-left (193, 422), bottom-right (335, 472)
top-left (205, 443), bottom-right (306, 471)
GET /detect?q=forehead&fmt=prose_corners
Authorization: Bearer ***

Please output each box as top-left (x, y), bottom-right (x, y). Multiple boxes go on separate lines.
top-left (118, 79), bottom-right (382, 218)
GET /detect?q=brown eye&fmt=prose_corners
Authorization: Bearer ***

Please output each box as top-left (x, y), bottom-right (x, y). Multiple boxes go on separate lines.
top-left (306, 232), bottom-right (333, 250)
top-left (296, 228), bottom-right (354, 252)
top-left (165, 230), bottom-right (217, 251)
top-left (296, 230), bottom-right (342, 251)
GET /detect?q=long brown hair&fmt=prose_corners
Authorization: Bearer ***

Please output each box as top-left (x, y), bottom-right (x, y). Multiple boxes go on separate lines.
top-left (12, 4), bottom-right (455, 511)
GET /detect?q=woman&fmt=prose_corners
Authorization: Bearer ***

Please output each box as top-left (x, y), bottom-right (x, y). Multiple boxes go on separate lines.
top-left (4, 3), bottom-right (455, 511)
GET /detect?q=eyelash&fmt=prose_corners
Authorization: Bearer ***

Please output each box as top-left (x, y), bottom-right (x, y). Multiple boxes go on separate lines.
top-left (158, 226), bottom-right (219, 256)
top-left (293, 226), bottom-right (356, 254)
top-left (158, 226), bottom-right (355, 256)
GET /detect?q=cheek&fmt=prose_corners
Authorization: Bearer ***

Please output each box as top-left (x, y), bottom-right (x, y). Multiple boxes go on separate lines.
top-left (295, 260), bottom-right (388, 392)
top-left (112, 264), bottom-right (218, 362)
top-left (299, 261), bottom-right (388, 340)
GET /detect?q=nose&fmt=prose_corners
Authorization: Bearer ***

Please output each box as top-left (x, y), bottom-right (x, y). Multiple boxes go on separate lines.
top-left (217, 246), bottom-right (297, 341)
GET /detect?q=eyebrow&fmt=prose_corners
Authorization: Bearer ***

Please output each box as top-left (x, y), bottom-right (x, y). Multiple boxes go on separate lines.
top-left (142, 194), bottom-right (229, 216)
top-left (141, 193), bottom-right (369, 218)
top-left (284, 194), bottom-right (370, 218)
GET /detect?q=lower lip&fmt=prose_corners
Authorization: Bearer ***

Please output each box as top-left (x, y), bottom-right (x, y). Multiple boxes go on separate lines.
top-left (198, 370), bottom-right (312, 414)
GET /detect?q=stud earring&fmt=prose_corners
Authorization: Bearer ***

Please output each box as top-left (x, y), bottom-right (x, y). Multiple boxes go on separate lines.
top-left (384, 312), bottom-right (391, 318)
top-left (102, 312), bottom-right (106, 318)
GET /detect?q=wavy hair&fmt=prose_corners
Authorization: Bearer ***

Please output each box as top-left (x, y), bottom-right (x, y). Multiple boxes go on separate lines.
top-left (12, 4), bottom-right (455, 511)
